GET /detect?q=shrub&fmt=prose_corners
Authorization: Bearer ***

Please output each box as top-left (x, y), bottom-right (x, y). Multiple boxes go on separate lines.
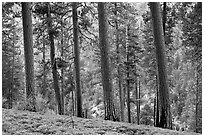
top-left (13, 100), bottom-right (27, 111)
top-left (13, 94), bottom-right (48, 113)
top-left (35, 94), bottom-right (48, 113)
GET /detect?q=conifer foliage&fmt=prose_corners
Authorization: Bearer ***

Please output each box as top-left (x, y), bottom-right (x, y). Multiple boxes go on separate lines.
top-left (2, 2), bottom-right (202, 134)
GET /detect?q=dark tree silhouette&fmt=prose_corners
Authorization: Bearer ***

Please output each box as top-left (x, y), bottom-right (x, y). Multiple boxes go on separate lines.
top-left (72, 2), bottom-right (83, 117)
top-left (46, 2), bottom-right (63, 115)
top-left (149, 2), bottom-right (171, 128)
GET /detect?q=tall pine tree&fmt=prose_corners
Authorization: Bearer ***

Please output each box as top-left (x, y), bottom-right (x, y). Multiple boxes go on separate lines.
top-left (149, 2), bottom-right (171, 128)
top-left (72, 2), bottom-right (83, 118)
top-left (22, 2), bottom-right (36, 112)
top-left (98, 2), bottom-right (117, 121)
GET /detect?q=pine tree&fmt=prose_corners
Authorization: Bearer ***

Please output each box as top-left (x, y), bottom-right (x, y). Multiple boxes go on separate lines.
top-left (46, 2), bottom-right (63, 115)
top-left (72, 2), bottom-right (83, 118)
top-left (114, 2), bottom-right (125, 122)
top-left (149, 2), bottom-right (171, 128)
top-left (22, 2), bottom-right (36, 112)
top-left (98, 2), bottom-right (117, 121)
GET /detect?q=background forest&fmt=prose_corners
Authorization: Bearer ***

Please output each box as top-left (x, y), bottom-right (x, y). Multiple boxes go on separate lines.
top-left (2, 2), bottom-right (202, 134)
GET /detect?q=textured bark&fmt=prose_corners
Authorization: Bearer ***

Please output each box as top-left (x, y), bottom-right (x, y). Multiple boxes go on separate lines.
top-left (46, 2), bottom-right (63, 115)
top-left (155, 75), bottom-right (160, 127)
top-left (98, 2), bottom-right (117, 121)
top-left (114, 3), bottom-right (124, 122)
top-left (42, 33), bottom-right (47, 98)
top-left (72, 2), bottom-right (82, 118)
top-left (126, 25), bottom-right (131, 123)
top-left (195, 64), bottom-right (200, 133)
top-left (72, 90), bottom-right (75, 116)
top-left (154, 96), bottom-right (156, 126)
top-left (22, 2), bottom-right (36, 112)
top-left (60, 21), bottom-right (65, 114)
top-left (163, 3), bottom-right (172, 127)
top-left (150, 2), bottom-right (170, 128)
top-left (9, 31), bottom-right (15, 109)
top-left (137, 78), bottom-right (140, 125)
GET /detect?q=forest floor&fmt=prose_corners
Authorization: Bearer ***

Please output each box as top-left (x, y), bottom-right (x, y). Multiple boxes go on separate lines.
top-left (2, 108), bottom-right (200, 135)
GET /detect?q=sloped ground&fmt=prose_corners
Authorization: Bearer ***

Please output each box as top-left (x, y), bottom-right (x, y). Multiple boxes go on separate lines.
top-left (2, 108), bottom-right (199, 135)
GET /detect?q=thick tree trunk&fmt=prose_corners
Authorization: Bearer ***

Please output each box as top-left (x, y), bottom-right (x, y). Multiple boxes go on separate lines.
top-left (163, 3), bottom-right (172, 129)
top-left (46, 2), bottom-right (63, 115)
top-left (22, 2), bottom-right (36, 112)
top-left (149, 2), bottom-right (170, 129)
top-left (72, 2), bottom-right (82, 118)
top-left (98, 2), bottom-right (117, 121)
top-left (114, 3), bottom-right (124, 122)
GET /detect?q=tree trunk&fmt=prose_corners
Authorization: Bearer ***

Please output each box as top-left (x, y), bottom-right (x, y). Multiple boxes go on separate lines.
top-left (9, 28), bottom-right (15, 109)
top-left (22, 2), bottom-right (36, 112)
top-left (72, 2), bottom-right (82, 118)
top-left (137, 78), bottom-right (140, 125)
top-left (114, 2), bottom-right (124, 122)
top-left (163, 3), bottom-right (173, 129)
top-left (154, 95), bottom-right (156, 126)
top-left (149, 2), bottom-right (170, 129)
top-left (155, 74), bottom-right (160, 127)
top-left (72, 90), bottom-right (75, 116)
top-left (60, 21), bottom-right (65, 115)
top-left (98, 2), bottom-right (117, 121)
top-left (135, 77), bottom-right (140, 125)
top-left (195, 51), bottom-right (202, 133)
top-left (195, 67), bottom-right (198, 132)
top-left (42, 32), bottom-right (46, 98)
top-left (162, 2), bottom-right (172, 129)
top-left (46, 2), bottom-right (63, 115)
top-left (126, 25), bottom-right (131, 123)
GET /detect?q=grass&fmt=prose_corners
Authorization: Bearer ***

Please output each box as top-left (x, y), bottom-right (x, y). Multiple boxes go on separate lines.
top-left (2, 108), bottom-right (199, 135)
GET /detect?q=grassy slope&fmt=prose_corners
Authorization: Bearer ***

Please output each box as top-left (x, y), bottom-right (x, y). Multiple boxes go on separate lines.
top-left (2, 108), bottom-right (199, 135)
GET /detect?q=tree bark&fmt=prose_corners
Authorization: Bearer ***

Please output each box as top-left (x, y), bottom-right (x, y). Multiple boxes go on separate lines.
top-left (155, 75), bottom-right (160, 127)
top-left (195, 64), bottom-right (200, 133)
top-left (114, 2), bottom-right (124, 122)
top-left (60, 21), bottom-right (65, 114)
top-left (149, 2), bottom-right (170, 128)
top-left (9, 27), bottom-right (15, 109)
top-left (98, 2), bottom-right (117, 121)
top-left (135, 77), bottom-right (140, 124)
top-left (163, 3), bottom-right (172, 128)
top-left (137, 78), bottom-right (140, 125)
top-left (126, 25), bottom-right (131, 123)
top-left (154, 95), bottom-right (156, 126)
top-left (72, 90), bottom-right (75, 116)
top-left (46, 2), bottom-right (63, 115)
top-left (22, 2), bottom-right (36, 112)
top-left (42, 32), bottom-right (47, 98)
top-left (72, 2), bottom-right (83, 118)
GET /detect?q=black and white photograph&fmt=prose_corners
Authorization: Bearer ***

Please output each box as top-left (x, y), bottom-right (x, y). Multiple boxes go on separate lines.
top-left (2, 2), bottom-right (202, 135)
